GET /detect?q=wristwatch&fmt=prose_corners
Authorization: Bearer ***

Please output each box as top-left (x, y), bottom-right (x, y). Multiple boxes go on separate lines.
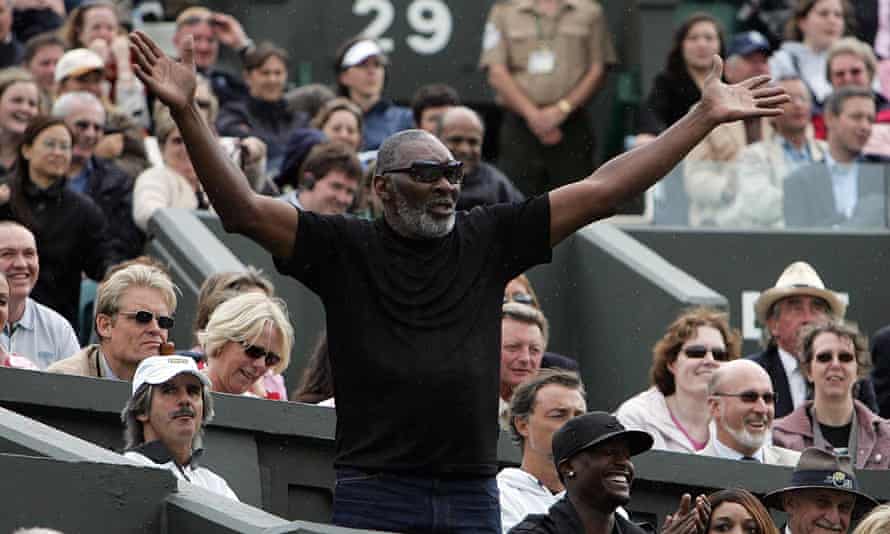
top-left (557, 99), bottom-right (572, 114)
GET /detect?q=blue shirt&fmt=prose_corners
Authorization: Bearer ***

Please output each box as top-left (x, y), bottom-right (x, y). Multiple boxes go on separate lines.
top-left (780, 136), bottom-right (813, 170)
top-left (362, 99), bottom-right (414, 151)
top-left (67, 158), bottom-right (94, 194)
top-left (825, 152), bottom-right (860, 218)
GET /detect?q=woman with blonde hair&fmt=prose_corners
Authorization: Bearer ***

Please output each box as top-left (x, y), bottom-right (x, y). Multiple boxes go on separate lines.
top-left (852, 505), bottom-right (890, 534)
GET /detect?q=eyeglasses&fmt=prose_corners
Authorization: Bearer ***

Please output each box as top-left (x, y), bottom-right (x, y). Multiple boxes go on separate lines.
top-left (712, 391), bottom-right (776, 404)
top-left (119, 310), bottom-right (175, 330)
top-left (241, 343), bottom-right (281, 368)
top-left (381, 160), bottom-right (464, 185)
top-left (504, 292), bottom-right (535, 305)
top-left (682, 345), bottom-right (730, 361)
top-left (814, 351), bottom-right (856, 364)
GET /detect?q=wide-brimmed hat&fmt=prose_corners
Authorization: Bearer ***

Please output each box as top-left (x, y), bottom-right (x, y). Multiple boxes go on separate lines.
top-left (764, 448), bottom-right (878, 518)
top-left (754, 261), bottom-right (846, 325)
top-left (551, 412), bottom-right (653, 469)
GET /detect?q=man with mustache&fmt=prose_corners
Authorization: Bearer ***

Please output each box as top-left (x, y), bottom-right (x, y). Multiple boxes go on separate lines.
top-left (765, 448), bottom-right (878, 534)
top-left (48, 263), bottom-right (176, 381)
top-left (121, 354), bottom-right (238, 499)
top-left (700, 359), bottom-right (800, 466)
top-left (131, 30), bottom-right (788, 533)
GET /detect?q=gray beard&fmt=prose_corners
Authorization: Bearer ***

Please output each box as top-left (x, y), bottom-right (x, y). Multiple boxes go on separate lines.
top-left (388, 182), bottom-right (455, 239)
top-left (719, 406), bottom-right (769, 452)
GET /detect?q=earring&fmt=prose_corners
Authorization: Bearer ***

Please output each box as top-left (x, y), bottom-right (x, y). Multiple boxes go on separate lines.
top-left (567, 471), bottom-right (576, 479)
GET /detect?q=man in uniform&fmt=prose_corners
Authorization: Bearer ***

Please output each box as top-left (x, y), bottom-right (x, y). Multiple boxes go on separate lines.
top-left (480, 0), bottom-right (617, 197)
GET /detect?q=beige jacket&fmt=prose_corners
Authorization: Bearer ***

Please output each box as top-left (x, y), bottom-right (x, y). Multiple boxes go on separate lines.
top-left (697, 438), bottom-right (801, 467)
top-left (47, 345), bottom-right (102, 377)
top-left (133, 165), bottom-right (214, 232)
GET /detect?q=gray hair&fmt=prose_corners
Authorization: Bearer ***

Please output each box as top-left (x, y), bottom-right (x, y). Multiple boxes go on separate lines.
top-left (503, 301), bottom-right (550, 348)
top-left (95, 264), bottom-right (178, 340)
top-left (121, 381), bottom-right (215, 451)
top-left (376, 129), bottom-right (439, 173)
top-left (508, 368), bottom-right (585, 449)
top-left (51, 91), bottom-right (104, 120)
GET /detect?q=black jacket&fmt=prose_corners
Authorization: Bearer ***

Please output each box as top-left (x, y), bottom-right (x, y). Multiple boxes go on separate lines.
top-left (510, 497), bottom-right (650, 534)
top-left (217, 96), bottom-right (309, 175)
top-left (81, 156), bottom-right (144, 260)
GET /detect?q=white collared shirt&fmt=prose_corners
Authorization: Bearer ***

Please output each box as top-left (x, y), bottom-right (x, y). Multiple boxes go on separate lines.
top-left (778, 347), bottom-right (808, 409)
top-left (712, 436), bottom-right (765, 463)
top-left (825, 152), bottom-right (859, 218)
top-left (99, 351), bottom-right (120, 380)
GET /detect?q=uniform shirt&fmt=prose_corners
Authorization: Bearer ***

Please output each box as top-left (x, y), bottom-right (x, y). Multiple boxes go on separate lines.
top-left (479, 0), bottom-right (617, 105)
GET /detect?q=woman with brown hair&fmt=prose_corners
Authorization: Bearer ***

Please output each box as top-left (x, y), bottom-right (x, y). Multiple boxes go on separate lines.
top-left (706, 488), bottom-right (779, 534)
top-left (615, 307), bottom-right (741, 453)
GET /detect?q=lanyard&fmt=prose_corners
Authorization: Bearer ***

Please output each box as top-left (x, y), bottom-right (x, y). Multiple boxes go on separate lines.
top-left (533, 5), bottom-right (567, 45)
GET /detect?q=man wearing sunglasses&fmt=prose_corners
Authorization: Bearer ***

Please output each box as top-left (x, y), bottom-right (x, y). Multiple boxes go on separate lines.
top-left (131, 30), bottom-right (789, 534)
top-left (701, 360), bottom-right (800, 466)
top-left (49, 263), bottom-right (177, 382)
top-left (52, 91), bottom-right (144, 261)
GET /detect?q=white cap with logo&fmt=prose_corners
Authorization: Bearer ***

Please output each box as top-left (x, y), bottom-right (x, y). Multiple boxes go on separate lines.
top-left (131, 355), bottom-right (211, 395)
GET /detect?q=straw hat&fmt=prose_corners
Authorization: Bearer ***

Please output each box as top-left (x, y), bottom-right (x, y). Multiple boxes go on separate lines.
top-left (754, 262), bottom-right (845, 325)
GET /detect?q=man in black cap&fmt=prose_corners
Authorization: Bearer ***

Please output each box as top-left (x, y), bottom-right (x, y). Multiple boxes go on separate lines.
top-left (764, 448), bottom-right (879, 534)
top-left (511, 412), bottom-right (708, 534)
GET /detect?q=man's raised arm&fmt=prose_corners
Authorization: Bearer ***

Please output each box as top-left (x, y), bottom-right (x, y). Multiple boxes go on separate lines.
top-left (548, 57), bottom-right (789, 246)
top-left (129, 31), bottom-right (297, 259)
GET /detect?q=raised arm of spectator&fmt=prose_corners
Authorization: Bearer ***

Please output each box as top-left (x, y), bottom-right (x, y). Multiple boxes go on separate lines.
top-left (548, 56), bottom-right (788, 246)
top-left (130, 31), bottom-right (297, 259)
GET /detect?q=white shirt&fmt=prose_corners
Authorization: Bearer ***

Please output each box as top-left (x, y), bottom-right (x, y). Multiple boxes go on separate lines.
top-left (497, 468), bottom-right (562, 534)
top-left (826, 152), bottom-right (859, 219)
top-left (778, 347), bottom-right (808, 409)
top-left (711, 435), bottom-right (765, 462)
top-left (124, 442), bottom-right (239, 501)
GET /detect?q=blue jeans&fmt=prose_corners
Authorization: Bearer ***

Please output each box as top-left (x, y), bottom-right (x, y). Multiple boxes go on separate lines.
top-left (332, 467), bottom-right (501, 534)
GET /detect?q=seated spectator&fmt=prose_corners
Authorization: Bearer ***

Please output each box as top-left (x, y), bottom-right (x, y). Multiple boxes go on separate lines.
top-left (48, 262), bottom-right (176, 380)
top-left (311, 97), bottom-right (363, 153)
top-left (281, 142), bottom-right (362, 215)
top-left (198, 292), bottom-right (293, 397)
top-left (816, 38), bottom-right (890, 156)
top-left (437, 106), bottom-right (524, 211)
top-left (499, 369), bottom-right (586, 533)
top-left (334, 37), bottom-right (413, 150)
top-left (411, 83), bottom-right (460, 133)
top-left (274, 128), bottom-right (325, 192)
top-left (216, 42), bottom-right (306, 176)
top-left (510, 412), bottom-right (654, 534)
top-left (769, 0), bottom-right (847, 105)
top-left (774, 321), bottom-right (890, 469)
top-left (499, 302), bottom-right (548, 429)
top-left (54, 48), bottom-right (149, 179)
top-left (172, 7), bottom-right (252, 106)
top-left (784, 86), bottom-right (888, 229)
top-left (700, 359), bottom-right (801, 465)
top-left (60, 0), bottom-right (149, 128)
top-left (11, 0), bottom-right (63, 44)
top-left (718, 77), bottom-right (827, 228)
top-left (0, 0), bottom-right (24, 68)
top-left (684, 31), bottom-right (772, 227)
top-left (133, 109), bottom-right (210, 232)
top-left (0, 116), bottom-right (116, 327)
top-left (121, 355), bottom-right (238, 500)
top-left (52, 91), bottom-right (143, 259)
top-left (191, 268), bottom-right (285, 400)
top-left (22, 33), bottom-right (65, 112)
top-left (870, 325), bottom-right (890, 419)
top-left (293, 332), bottom-right (333, 405)
top-left (0, 272), bottom-right (37, 369)
top-left (285, 83), bottom-right (334, 120)
top-left (854, 505), bottom-right (890, 534)
top-left (0, 221), bottom-right (79, 369)
top-left (0, 69), bottom-right (39, 177)
top-left (637, 13), bottom-right (725, 139)
top-left (705, 488), bottom-right (779, 534)
top-left (616, 307), bottom-right (740, 453)
top-left (764, 448), bottom-right (879, 534)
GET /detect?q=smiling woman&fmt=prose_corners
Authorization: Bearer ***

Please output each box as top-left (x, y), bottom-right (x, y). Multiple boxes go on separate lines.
top-left (706, 488), bottom-right (779, 534)
top-left (0, 69), bottom-right (39, 175)
top-left (199, 291), bottom-right (294, 397)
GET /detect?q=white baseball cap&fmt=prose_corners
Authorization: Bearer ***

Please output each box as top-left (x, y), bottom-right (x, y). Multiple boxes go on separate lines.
top-left (132, 355), bottom-right (211, 395)
top-left (55, 48), bottom-right (105, 83)
top-left (340, 39), bottom-right (387, 70)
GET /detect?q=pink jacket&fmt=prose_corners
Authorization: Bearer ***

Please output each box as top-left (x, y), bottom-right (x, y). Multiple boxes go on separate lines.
top-left (773, 400), bottom-right (890, 469)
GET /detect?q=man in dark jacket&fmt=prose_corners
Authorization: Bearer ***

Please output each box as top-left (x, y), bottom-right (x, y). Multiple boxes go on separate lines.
top-left (52, 91), bottom-right (144, 260)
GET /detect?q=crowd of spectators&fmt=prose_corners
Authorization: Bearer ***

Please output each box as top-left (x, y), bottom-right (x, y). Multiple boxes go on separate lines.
top-left (0, 1), bottom-right (889, 533)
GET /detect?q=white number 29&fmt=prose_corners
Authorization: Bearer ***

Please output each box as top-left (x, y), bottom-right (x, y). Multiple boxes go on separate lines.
top-left (353, 0), bottom-right (453, 56)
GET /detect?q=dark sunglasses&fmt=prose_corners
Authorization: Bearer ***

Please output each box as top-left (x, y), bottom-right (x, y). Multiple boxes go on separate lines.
top-left (712, 391), bottom-right (776, 404)
top-left (814, 351), bottom-right (855, 364)
top-left (241, 343), bottom-right (282, 368)
top-left (381, 160), bottom-right (464, 184)
top-left (119, 310), bottom-right (174, 330)
top-left (504, 292), bottom-right (535, 305)
top-left (682, 345), bottom-right (730, 361)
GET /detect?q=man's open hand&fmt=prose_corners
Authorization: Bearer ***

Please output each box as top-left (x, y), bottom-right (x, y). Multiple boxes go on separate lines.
top-left (699, 55), bottom-right (789, 126)
top-left (129, 31), bottom-right (196, 113)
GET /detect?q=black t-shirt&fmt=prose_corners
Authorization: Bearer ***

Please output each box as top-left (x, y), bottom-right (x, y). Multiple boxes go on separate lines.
top-left (819, 421), bottom-right (853, 454)
top-left (276, 195), bottom-right (552, 475)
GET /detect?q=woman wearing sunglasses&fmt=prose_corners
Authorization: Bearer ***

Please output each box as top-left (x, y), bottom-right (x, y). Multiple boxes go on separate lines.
top-left (773, 321), bottom-right (890, 469)
top-left (199, 292), bottom-right (294, 397)
top-left (615, 307), bottom-right (741, 453)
